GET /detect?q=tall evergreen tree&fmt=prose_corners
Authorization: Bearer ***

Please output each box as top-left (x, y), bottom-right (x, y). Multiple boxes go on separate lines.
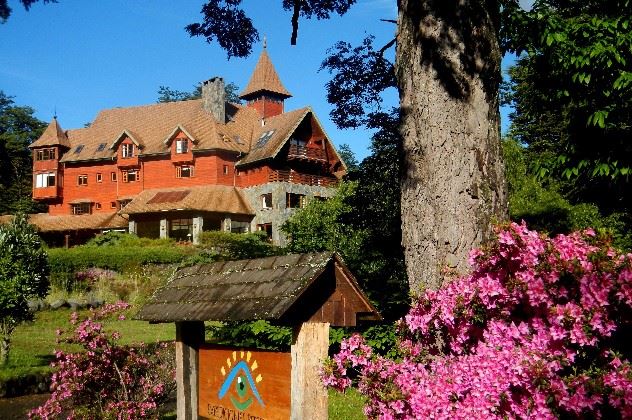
top-left (0, 91), bottom-right (46, 215)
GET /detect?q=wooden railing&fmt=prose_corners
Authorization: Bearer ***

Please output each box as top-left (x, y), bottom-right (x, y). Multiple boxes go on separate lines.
top-left (268, 170), bottom-right (337, 187)
top-left (287, 145), bottom-right (326, 161)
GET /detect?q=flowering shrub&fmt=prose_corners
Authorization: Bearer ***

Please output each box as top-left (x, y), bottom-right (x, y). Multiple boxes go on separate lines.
top-left (322, 223), bottom-right (632, 419)
top-left (29, 302), bottom-right (175, 420)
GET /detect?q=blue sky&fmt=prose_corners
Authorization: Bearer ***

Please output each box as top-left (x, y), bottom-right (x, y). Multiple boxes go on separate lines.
top-left (1, 0), bottom-right (519, 160)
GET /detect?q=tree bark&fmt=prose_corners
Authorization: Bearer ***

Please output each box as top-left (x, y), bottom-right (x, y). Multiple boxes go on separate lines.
top-left (396, 0), bottom-right (507, 292)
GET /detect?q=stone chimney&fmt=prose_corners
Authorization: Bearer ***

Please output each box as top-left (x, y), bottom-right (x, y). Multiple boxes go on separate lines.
top-left (202, 77), bottom-right (225, 123)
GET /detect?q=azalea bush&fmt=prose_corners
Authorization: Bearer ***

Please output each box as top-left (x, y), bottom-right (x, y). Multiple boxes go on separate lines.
top-left (322, 223), bottom-right (632, 418)
top-left (29, 303), bottom-right (175, 420)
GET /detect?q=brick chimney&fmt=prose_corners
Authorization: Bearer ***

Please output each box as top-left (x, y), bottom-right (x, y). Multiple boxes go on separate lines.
top-left (202, 77), bottom-right (225, 123)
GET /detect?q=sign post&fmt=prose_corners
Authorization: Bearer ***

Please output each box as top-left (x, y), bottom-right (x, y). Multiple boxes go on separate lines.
top-left (136, 252), bottom-right (381, 420)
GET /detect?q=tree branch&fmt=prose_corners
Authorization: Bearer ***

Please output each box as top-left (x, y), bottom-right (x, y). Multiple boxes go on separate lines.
top-left (291, 0), bottom-right (301, 45)
top-left (380, 19), bottom-right (397, 24)
top-left (378, 37), bottom-right (397, 56)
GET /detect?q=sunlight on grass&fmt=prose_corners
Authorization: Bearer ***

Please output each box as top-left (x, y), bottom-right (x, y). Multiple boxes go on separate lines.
top-left (329, 387), bottom-right (366, 419)
top-left (0, 308), bottom-right (174, 380)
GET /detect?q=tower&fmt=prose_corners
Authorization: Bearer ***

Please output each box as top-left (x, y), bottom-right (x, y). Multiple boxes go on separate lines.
top-left (239, 46), bottom-right (292, 120)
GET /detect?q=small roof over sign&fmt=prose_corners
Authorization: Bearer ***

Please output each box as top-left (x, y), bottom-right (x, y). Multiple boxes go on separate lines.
top-left (136, 252), bottom-right (380, 327)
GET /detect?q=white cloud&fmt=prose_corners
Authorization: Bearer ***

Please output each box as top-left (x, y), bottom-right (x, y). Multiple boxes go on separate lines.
top-left (519, 0), bottom-right (534, 10)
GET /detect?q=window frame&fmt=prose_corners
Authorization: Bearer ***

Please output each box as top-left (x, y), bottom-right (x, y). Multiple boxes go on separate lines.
top-left (286, 192), bottom-right (306, 209)
top-left (34, 172), bottom-right (56, 188)
top-left (176, 165), bottom-right (194, 178)
top-left (71, 203), bottom-right (91, 215)
top-left (261, 193), bottom-right (273, 209)
top-left (77, 174), bottom-right (88, 186)
top-left (122, 170), bottom-right (139, 183)
top-left (96, 173), bottom-right (103, 183)
top-left (121, 143), bottom-right (134, 158)
top-left (175, 138), bottom-right (188, 154)
top-left (111, 172), bottom-right (117, 182)
top-left (36, 148), bottom-right (56, 161)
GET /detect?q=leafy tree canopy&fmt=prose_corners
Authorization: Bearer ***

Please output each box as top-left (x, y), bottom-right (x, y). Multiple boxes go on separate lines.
top-left (0, 91), bottom-right (47, 215)
top-left (0, 214), bottom-right (49, 365)
top-left (157, 81), bottom-right (241, 104)
top-left (186, 0), bottom-right (357, 58)
top-left (504, 0), bottom-right (632, 181)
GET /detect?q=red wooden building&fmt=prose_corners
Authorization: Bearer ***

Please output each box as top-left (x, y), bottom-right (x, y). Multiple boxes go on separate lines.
top-left (28, 48), bottom-right (345, 246)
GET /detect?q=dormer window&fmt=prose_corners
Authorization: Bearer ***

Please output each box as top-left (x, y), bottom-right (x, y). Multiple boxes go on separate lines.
top-left (175, 139), bottom-right (188, 154)
top-left (176, 139), bottom-right (189, 153)
top-left (36, 148), bottom-right (56, 161)
top-left (121, 143), bottom-right (134, 158)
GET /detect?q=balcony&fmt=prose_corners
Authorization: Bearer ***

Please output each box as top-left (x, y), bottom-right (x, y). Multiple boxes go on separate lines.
top-left (287, 145), bottom-right (326, 162)
top-left (268, 170), bottom-right (337, 187)
top-left (33, 186), bottom-right (59, 199)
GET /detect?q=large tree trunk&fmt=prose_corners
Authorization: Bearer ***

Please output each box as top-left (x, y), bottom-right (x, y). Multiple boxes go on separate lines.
top-left (396, 0), bottom-right (507, 292)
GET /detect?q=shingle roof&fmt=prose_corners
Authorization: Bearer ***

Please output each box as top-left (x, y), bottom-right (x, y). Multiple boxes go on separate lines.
top-left (137, 252), bottom-right (332, 322)
top-left (237, 107), bottom-right (310, 167)
top-left (136, 252), bottom-right (380, 325)
top-left (58, 100), bottom-right (260, 163)
top-left (120, 185), bottom-right (254, 216)
top-left (0, 213), bottom-right (129, 232)
top-left (30, 118), bottom-right (70, 149)
top-left (239, 49), bottom-right (292, 99)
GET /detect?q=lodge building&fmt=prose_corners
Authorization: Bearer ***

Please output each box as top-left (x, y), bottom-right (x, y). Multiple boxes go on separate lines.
top-left (26, 48), bottom-right (345, 246)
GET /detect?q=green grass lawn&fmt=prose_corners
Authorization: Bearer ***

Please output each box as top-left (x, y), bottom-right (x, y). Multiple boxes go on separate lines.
top-left (0, 308), bottom-right (174, 380)
top-left (329, 387), bottom-right (366, 419)
top-left (0, 309), bottom-right (366, 418)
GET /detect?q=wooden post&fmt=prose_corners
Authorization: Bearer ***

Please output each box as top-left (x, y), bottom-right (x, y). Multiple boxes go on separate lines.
top-left (175, 321), bottom-right (204, 420)
top-left (291, 321), bottom-right (329, 420)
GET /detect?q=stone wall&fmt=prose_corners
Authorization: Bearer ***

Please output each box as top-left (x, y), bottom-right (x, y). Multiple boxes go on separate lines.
top-left (242, 182), bottom-right (336, 246)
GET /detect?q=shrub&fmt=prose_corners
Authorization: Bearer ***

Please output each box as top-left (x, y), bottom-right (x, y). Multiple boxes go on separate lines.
top-left (323, 223), bottom-right (632, 418)
top-left (0, 214), bottom-right (49, 365)
top-left (29, 303), bottom-right (175, 420)
top-left (48, 244), bottom-right (192, 293)
top-left (197, 231), bottom-right (278, 260)
top-left (207, 320), bottom-right (292, 351)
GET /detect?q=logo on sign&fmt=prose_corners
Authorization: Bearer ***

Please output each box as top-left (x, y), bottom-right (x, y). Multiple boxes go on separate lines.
top-left (218, 351), bottom-right (264, 411)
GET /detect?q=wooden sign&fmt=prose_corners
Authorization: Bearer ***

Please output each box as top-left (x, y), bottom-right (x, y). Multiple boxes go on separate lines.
top-left (198, 345), bottom-right (291, 420)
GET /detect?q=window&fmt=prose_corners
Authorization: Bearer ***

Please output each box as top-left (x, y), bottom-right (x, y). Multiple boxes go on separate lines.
top-left (36, 148), bottom-right (56, 161)
top-left (176, 165), bottom-right (194, 178)
top-left (95, 203), bottom-right (102, 210)
top-left (253, 130), bottom-right (276, 149)
top-left (175, 139), bottom-right (188, 154)
top-left (256, 223), bottom-right (272, 240)
top-left (74, 145), bottom-right (84, 154)
top-left (118, 199), bottom-right (132, 208)
top-left (96, 143), bottom-right (107, 152)
top-left (170, 218), bottom-right (193, 241)
top-left (111, 172), bottom-right (117, 182)
top-left (261, 193), bottom-right (272, 209)
top-left (35, 172), bottom-right (56, 188)
top-left (110, 202), bottom-right (117, 209)
top-left (121, 143), bottom-right (134, 158)
top-left (286, 193), bottom-right (306, 209)
top-left (96, 173), bottom-right (103, 183)
top-left (223, 165), bottom-right (229, 175)
top-left (77, 175), bottom-right (88, 186)
top-left (71, 203), bottom-right (91, 215)
top-left (231, 221), bottom-right (250, 234)
top-left (122, 170), bottom-right (139, 183)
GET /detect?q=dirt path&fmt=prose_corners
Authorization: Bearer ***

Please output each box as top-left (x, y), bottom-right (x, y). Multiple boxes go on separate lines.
top-left (0, 393), bottom-right (49, 419)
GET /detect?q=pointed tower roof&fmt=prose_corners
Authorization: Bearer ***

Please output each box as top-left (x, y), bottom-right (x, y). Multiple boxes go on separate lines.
top-left (239, 48), bottom-right (292, 100)
top-left (29, 117), bottom-right (71, 149)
